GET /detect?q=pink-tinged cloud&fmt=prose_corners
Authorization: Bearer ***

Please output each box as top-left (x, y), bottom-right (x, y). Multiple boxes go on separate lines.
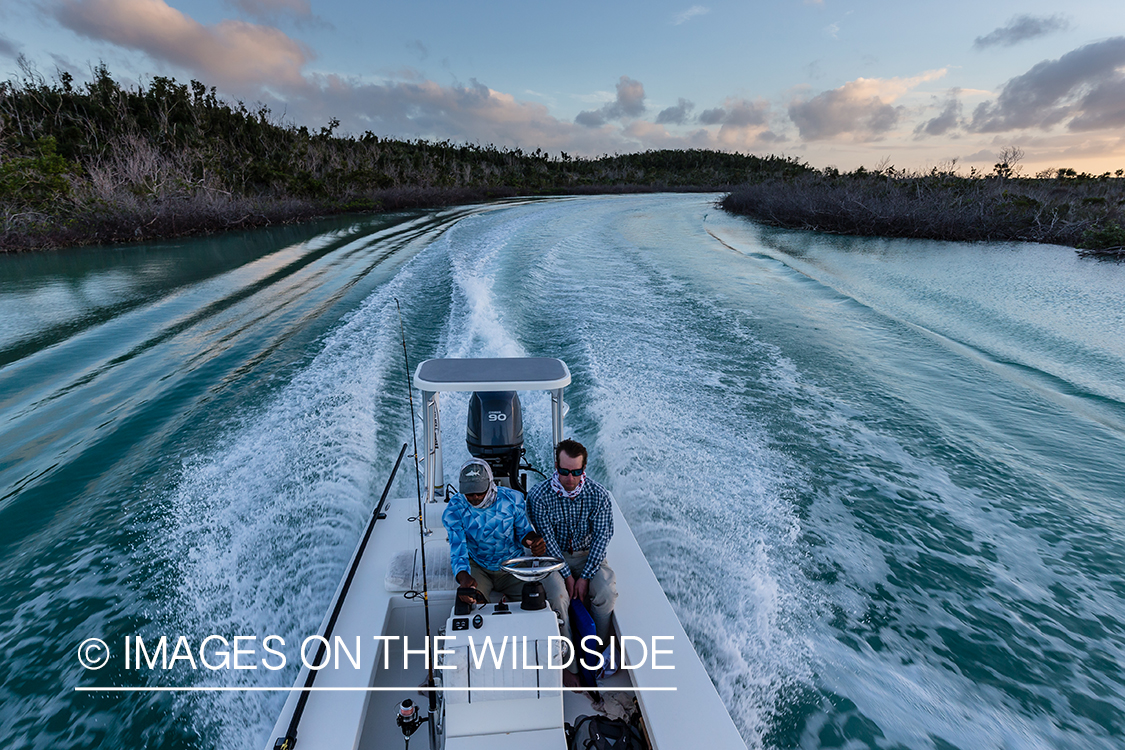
top-left (54, 0), bottom-right (312, 88)
top-left (298, 75), bottom-right (620, 154)
top-left (622, 117), bottom-right (781, 153)
top-left (692, 98), bottom-right (782, 149)
top-left (286, 76), bottom-right (783, 156)
top-left (621, 120), bottom-right (715, 150)
top-left (575, 76), bottom-right (646, 127)
top-left (41, 0), bottom-right (823, 158)
top-left (789, 71), bottom-right (946, 141)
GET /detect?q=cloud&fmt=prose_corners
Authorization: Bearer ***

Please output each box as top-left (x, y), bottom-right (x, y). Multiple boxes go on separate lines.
top-left (970, 37), bottom-right (1125, 132)
top-left (915, 90), bottom-right (963, 137)
top-left (296, 75), bottom-right (782, 156)
top-left (962, 148), bottom-right (996, 162)
top-left (1069, 77), bottom-right (1125, 131)
top-left (575, 76), bottom-right (646, 127)
top-left (379, 66), bottom-right (425, 82)
top-left (37, 0), bottom-right (663, 156)
top-left (622, 120), bottom-right (686, 148)
top-left (54, 0), bottom-right (312, 88)
top-left (672, 6), bottom-right (709, 25)
top-left (973, 14), bottom-right (1070, 50)
top-left (788, 71), bottom-right (945, 140)
top-left (0, 34), bottom-right (20, 58)
top-left (825, 23), bottom-right (839, 39)
top-left (621, 119), bottom-right (781, 152)
top-left (698, 108), bottom-right (724, 125)
top-left (655, 98), bottom-right (694, 125)
top-left (690, 98), bottom-right (777, 149)
top-left (302, 76), bottom-right (583, 147)
top-left (697, 98), bottom-right (769, 127)
top-left (252, 75), bottom-right (660, 157)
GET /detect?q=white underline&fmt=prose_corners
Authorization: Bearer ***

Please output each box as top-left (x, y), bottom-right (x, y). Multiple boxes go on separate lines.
top-left (75, 686), bottom-right (676, 692)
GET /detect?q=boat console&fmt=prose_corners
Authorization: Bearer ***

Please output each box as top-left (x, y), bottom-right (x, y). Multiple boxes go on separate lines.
top-left (440, 556), bottom-right (569, 747)
top-left (440, 600), bottom-right (566, 748)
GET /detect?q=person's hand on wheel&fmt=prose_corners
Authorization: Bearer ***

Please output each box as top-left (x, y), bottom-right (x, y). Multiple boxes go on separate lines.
top-left (524, 532), bottom-right (547, 556)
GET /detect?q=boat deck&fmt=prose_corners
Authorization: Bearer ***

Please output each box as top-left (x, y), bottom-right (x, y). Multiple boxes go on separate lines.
top-left (355, 592), bottom-right (642, 750)
top-left (266, 493), bottom-right (745, 750)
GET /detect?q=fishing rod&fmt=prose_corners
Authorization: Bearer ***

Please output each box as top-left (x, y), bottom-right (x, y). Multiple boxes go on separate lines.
top-left (274, 442), bottom-right (408, 750)
top-left (395, 298), bottom-right (436, 714)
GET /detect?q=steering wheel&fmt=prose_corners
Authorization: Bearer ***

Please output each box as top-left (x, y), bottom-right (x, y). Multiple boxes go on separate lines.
top-left (500, 556), bottom-right (566, 582)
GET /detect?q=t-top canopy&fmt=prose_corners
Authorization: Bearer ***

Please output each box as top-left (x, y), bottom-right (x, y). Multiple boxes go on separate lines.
top-left (413, 357), bottom-right (571, 392)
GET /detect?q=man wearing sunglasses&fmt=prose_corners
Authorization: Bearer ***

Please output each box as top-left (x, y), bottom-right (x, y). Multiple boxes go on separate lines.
top-left (527, 438), bottom-right (618, 651)
top-left (443, 458), bottom-right (547, 605)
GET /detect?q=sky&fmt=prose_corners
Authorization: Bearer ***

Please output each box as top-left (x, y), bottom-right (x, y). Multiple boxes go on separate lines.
top-left (1, 0), bottom-right (1124, 174)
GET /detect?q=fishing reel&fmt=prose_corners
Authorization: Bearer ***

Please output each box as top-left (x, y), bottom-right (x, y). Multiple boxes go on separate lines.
top-left (396, 698), bottom-right (429, 747)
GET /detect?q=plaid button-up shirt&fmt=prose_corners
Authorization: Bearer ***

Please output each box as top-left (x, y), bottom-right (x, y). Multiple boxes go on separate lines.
top-left (527, 477), bottom-right (614, 580)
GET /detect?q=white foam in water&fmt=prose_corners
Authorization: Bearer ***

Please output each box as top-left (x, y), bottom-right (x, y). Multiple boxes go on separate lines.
top-left (760, 353), bottom-right (1125, 750)
top-left (151, 210), bottom-right (565, 749)
top-left (144, 195), bottom-right (1125, 750)
top-left (154, 250), bottom-right (451, 748)
top-left (427, 206), bottom-right (815, 747)
top-left (430, 212), bottom-right (555, 463)
top-left (517, 211), bottom-right (817, 747)
top-left (438, 213), bottom-right (534, 360)
top-left (586, 359), bottom-right (811, 747)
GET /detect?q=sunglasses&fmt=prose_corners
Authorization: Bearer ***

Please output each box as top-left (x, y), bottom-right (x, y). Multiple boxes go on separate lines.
top-left (556, 467), bottom-right (585, 477)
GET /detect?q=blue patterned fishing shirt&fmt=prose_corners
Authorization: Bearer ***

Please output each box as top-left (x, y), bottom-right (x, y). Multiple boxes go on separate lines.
top-left (442, 486), bottom-right (535, 576)
top-left (526, 477), bottom-right (614, 580)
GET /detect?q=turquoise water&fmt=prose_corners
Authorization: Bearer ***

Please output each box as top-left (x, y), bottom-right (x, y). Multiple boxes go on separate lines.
top-left (1, 195), bottom-right (1123, 749)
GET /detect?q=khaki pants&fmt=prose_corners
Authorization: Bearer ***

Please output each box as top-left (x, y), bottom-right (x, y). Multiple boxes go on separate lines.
top-left (468, 559), bottom-right (526, 601)
top-left (542, 550), bottom-right (617, 646)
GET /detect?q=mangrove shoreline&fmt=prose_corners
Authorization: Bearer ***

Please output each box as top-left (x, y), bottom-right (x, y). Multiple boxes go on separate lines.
top-left (4, 66), bottom-right (1123, 256)
top-left (0, 65), bottom-right (805, 252)
top-left (722, 163), bottom-right (1125, 258)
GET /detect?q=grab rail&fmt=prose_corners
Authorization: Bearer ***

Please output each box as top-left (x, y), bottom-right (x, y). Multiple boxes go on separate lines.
top-left (274, 442), bottom-right (409, 750)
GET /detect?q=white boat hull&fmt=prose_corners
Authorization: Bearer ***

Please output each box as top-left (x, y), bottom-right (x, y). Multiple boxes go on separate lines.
top-left (266, 493), bottom-right (746, 749)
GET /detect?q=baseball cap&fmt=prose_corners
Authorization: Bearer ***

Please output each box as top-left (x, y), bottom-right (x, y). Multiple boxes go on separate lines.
top-left (459, 460), bottom-right (491, 495)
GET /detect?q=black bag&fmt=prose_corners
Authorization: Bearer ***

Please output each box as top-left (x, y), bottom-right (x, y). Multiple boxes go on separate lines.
top-left (567, 714), bottom-right (647, 750)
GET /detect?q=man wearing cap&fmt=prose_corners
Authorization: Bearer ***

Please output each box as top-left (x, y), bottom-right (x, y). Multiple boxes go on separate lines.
top-left (527, 438), bottom-right (618, 646)
top-left (443, 458), bottom-right (547, 603)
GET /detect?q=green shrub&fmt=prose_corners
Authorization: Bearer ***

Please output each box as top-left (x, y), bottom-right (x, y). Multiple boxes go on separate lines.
top-left (1080, 223), bottom-right (1125, 250)
top-left (0, 137), bottom-right (77, 206)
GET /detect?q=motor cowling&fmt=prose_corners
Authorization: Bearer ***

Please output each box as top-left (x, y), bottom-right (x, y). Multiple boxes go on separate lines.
top-left (466, 391), bottom-right (524, 489)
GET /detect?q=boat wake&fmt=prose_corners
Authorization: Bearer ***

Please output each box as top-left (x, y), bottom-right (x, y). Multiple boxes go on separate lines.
top-left (116, 195), bottom-right (1125, 750)
top-left (153, 262), bottom-right (435, 746)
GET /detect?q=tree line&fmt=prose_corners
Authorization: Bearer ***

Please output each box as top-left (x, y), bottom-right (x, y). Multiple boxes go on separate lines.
top-left (0, 64), bottom-right (807, 251)
top-left (722, 149), bottom-right (1125, 257)
top-left (6, 64), bottom-right (1119, 256)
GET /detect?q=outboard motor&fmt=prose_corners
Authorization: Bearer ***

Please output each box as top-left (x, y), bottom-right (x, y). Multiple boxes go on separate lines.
top-left (466, 391), bottom-right (525, 490)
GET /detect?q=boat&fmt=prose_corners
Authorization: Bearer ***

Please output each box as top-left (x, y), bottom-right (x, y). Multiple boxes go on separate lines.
top-left (266, 357), bottom-right (747, 749)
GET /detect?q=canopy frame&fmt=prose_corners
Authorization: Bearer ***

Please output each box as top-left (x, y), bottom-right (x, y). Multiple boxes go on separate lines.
top-left (413, 358), bottom-right (570, 504)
